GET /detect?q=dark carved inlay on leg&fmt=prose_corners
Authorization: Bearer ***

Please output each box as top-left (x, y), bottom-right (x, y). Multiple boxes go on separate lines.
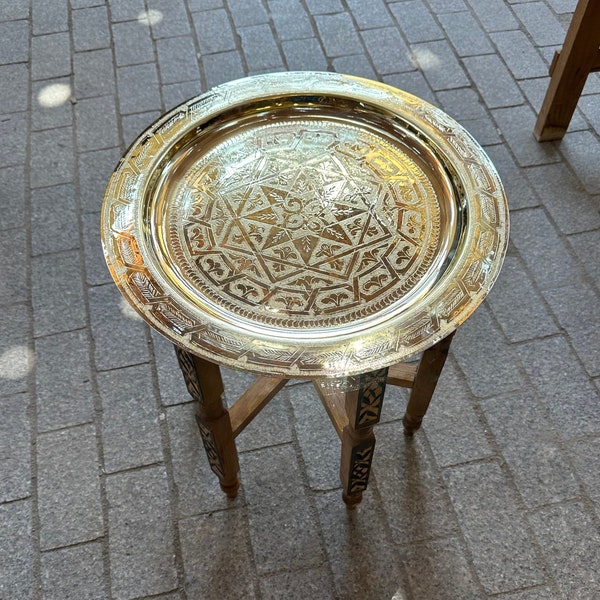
top-left (195, 414), bottom-right (225, 479)
top-left (174, 345), bottom-right (204, 405)
top-left (348, 440), bottom-right (375, 494)
top-left (355, 367), bottom-right (388, 428)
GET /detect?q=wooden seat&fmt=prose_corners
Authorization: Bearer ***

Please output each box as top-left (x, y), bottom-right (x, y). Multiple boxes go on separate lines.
top-left (534, 0), bottom-right (600, 141)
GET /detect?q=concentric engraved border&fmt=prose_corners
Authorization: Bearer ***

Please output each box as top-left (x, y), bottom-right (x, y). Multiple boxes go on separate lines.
top-left (101, 71), bottom-right (509, 378)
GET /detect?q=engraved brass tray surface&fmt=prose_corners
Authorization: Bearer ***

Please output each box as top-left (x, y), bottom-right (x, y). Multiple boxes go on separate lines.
top-left (101, 72), bottom-right (508, 378)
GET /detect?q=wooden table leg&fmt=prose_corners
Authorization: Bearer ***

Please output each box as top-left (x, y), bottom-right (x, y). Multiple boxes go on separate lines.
top-left (174, 346), bottom-right (240, 498)
top-left (534, 0), bottom-right (600, 141)
top-left (403, 332), bottom-right (454, 435)
top-left (340, 367), bottom-right (388, 508)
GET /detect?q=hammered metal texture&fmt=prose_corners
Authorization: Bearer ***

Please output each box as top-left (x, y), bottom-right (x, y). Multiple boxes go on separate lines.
top-left (101, 72), bottom-right (509, 378)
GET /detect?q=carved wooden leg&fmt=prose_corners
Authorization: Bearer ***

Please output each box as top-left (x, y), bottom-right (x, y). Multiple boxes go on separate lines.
top-left (340, 368), bottom-right (388, 508)
top-left (403, 332), bottom-right (454, 435)
top-left (174, 346), bottom-right (240, 498)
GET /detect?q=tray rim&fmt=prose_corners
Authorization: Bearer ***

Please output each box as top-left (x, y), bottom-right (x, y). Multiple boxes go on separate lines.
top-left (101, 71), bottom-right (509, 378)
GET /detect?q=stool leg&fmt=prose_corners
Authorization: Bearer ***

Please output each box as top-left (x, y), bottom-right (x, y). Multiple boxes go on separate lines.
top-left (340, 368), bottom-right (388, 508)
top-left (174, 346), bottom-right (240, 498)
top-left (403, 332), bottom-right (454, 435)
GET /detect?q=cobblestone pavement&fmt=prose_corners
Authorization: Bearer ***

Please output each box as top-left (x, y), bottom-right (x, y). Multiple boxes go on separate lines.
top-left (1, 0), bottom-right (600, 598)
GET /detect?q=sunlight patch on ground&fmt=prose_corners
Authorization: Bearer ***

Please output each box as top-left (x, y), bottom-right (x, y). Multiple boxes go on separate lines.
top-left (0, 345), bottom-right (34, 380)
top-left (37, 83), bottom-right (72, 108)
top-left (119, 296), bottom-right (143, 321)
top-left (411, 48), bottom-right (440, 70)
top-left (137, 9), bottom-right (163, 26)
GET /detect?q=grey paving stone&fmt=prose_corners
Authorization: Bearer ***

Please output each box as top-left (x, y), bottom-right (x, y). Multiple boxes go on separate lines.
top-left (72, 0), bottom-right (105, 6)
top-left (444, 461), bottom-right (544, 594)
top-left (121, 110), bottom-right (162, 147)
top-left (461, 115), bottom-right (502, 145)
top-left (269, 0), bottom-right (315, 41)
top-left (569, 228), bottom-right (600, 283)
top-left (188, 0), bottom-right (224, 9)
top-left (73, 49), bottom-right (115, 99)
top-left (0, 500), bottom-right (32, 600)
top-left (466, 0), bottom-right (519, 32)
top-left (106, 466), bottom-right (178, 600)
top-left (0, 0), bottom-right (29, 21)
top-left (88, 283), bottom-right (150, 371)
top-left (0, 394), bottom-right (31, 502)
top-left (493, 105), bottom-right (561, 167)
top-left (305, 0), bottom-right (344, 13)
top-left (193, 9), bottom-right (236, 55)
top-left (332, 54), bottom-right (376, 79)
top-left (0, 112), bottom-right (27, 168)
top-left (568, 437), bottom-right (600, 505)
top-left (483, 143), bottom-right (539, 210)
top-left (491, 30), bottom-right (548, 80)
top-left (240, 444), bottom-right (324, 573)
top-left (525, 163), bottom-right (600, 234)
top-left (79, 146), bottom-right (121, 213)
top-left (147, 0), bottom-right (192, 38)
top-left (283, 37), bottom-right (328, 72)
top-left (481, 391), bottom-right (580, 507)
top-left (411, 40), bottom-right (470, 90)
top-left (486, 255), bottom-right (559, 342)
top-left (32, 250), bottom-right (87, 337)
top-left (35, 329), bottom-right (94, 432)
top-left (31, 32), bottom-right (70, 79)
top-left (110, 0), bottom-right (146, 22)
top-left (179, 509), bottom-right (256, 599)
top-left (117, 63), bottom-right (162, 115)
top-left (72, 5), bottom-right (110, 51)
top-left (75, 96), bottom-right (120, 152)
top-left (83, 212), bottom-right (112, 285)
top-left (0, 64), bottom-right (28, 113)
top-left (157, 35), bottom-right (201, 84)
top-left (201, 51), bottom-right (244, 89)
top-left (260, 567), bottom-right (335, 600)
top-left (439, 10), bottom-right (493, 57)
top-left (512, 2), bottom-right (567, 47)
top-left (0, 304), bottom-right (31, 396)
top-left (0, 19), bottom-right (29, 64)
top-left (422, 360), bottom-right (494, 467)
top-left (579, 93), bottom-right (600, 136)
top-left (0, 165), bottom-right (25, 229)
top-left (289, 383), bottom-right (340, 490)
top-left (162, 80), bottom-right (202, 109)
top-left (528, 502), bottom-right (600, 598)
top-left (31, 78), bottom-right (73, 131)
top-left (37, 424), bottom-right (103, 550)
top-left (97, 363), bottom-right (163, 473)
top-left (516, 336), bottom-right (600, 438)
top-left (0, 227), bottom-right (27, 305)
top-left (463, 54), bottom-right (524, 108)
top-left (427, 0), bottom-right (467, 12)
top-left (437, 87), bottom-right (486, 120)
top-left (239, 24), bottom-right (284, 73)
top-left (452, 305), bottom-right (525, 398)
top-left (509, 208), bottom-right (581, 289)
top-left (362, 26), bottom-right (414, 74)
top-left (495, 588), bottom-right (561, 600)
top-left (316, 12), bottom-right (362, 58)
top-left (560, 130), bottom-right (600, 195)
top-left (32, 0), bottom-right (68, 34)
top-left (375, 424), bottom-right (458, 543)
top-left (30, 126), bottom-right (75, 188)
top-left (41, 541), bottom-right (105, 600)
top-left (346, 0), bottom-right (393, 29)
top-left (383, 70), bottom-right (436, 104)
top-left (389, 1), bottom-right (443, 44)
top-left (316, 489), bottom-right (407, 599)
top-left (165, 402), bottom-right (236, 515)
top-left (151, 331), bottom-right (191, 407)
top-left (229, 0), bottom-right (268, 26)
top-left (111, 20), bottom-right (155, 66)
top-left (544, 283), bottom-right (600, 377)
top-left (31, 183), bottom-right (79, 256)
top-left (403, 537), bottom-right (483, 599)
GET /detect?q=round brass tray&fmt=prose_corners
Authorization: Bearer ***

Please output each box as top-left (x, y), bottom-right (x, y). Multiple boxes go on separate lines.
top-left (101, 72), bottom-right (508, 378)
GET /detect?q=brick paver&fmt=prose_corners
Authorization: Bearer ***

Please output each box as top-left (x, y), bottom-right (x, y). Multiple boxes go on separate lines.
top-left (1, 1), bottom-right (600, 598)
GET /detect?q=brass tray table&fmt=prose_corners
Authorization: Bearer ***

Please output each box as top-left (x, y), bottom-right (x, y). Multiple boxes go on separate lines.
top-left (101, 72), bottom-right (508, 506)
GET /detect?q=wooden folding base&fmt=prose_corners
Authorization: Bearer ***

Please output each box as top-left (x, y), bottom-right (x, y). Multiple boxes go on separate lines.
top-left (174, 331), bottom-right (454, 507)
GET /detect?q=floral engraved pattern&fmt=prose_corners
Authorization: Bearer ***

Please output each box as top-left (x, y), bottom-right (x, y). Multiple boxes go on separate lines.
top-left (167, 121), bottom-right (442, 329)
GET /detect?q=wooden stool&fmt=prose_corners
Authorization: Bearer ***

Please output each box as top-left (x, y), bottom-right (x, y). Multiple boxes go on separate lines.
top-left (101, 73), bottom-right (508, 507)
top-left (534, 0), bottom-right (600, 141)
